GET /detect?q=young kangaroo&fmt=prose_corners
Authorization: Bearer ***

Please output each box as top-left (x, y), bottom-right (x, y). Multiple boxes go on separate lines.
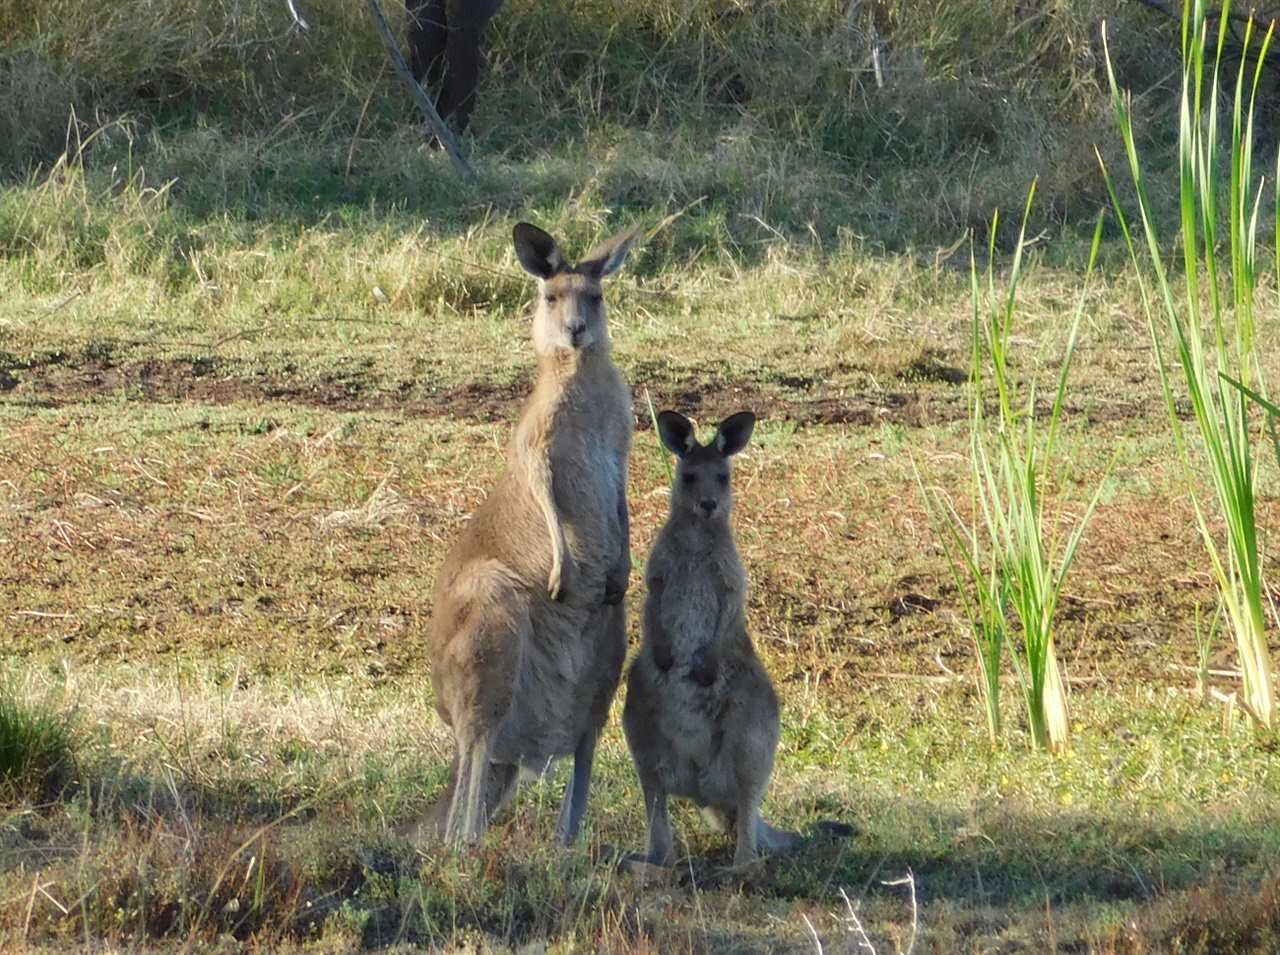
top-left (420, 222), bottom-right (637, 847)
top-left (623, 410), bottom-right (803, 868)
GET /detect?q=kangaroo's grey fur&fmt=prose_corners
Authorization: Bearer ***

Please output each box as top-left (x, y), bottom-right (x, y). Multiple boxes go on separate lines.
top-left (420, 222), bottom-right (637, 847)
top-left (622, 410), bottom-right (803, 867)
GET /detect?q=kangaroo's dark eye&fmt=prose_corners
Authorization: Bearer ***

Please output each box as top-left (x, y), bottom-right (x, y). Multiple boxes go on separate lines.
top-left (544, 294), bottom-right (558, 306)
top-left (717, 474), bottom-right (729, 487)
top-left (681, 473), bottom-right (697, 487)
top-left (588, 293), bottom-right (603, 305)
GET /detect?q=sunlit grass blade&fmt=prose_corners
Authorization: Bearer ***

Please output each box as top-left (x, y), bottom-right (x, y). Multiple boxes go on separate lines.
top-left (643, 387), bottom-right (674, 485)
top-left (912, 464), bottom-right (1007, 743)
top-left (1100, 0), bottom-right (1278, 728)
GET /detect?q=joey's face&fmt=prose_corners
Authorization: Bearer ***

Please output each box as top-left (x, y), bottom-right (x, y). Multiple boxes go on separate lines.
top-left (656, 410), bottom-right (755, 524)
top-left (672, 447), bottom-right (734, 521)
top-left (532, 271), bottom-right (607, 354)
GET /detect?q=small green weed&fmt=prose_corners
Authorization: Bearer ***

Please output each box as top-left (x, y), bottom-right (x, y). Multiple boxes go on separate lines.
top-left (0, 680), bottom-right (78, 803)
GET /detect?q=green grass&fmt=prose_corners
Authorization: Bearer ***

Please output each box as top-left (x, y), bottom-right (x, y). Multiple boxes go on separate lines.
top-left (3, 663), bottom-right (1280, 951)
top-left (3, 0), bottom-right (1280, 950)
top-left (0, 680), bottom-right (77, 803)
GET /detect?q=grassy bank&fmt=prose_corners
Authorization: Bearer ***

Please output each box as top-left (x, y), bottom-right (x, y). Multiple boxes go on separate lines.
top-left (3, 0), bottom-right (1182, 249)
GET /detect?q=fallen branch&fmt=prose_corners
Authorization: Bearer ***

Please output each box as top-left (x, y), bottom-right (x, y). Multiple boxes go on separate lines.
top-left (365, 0), bottom-right (477, 181)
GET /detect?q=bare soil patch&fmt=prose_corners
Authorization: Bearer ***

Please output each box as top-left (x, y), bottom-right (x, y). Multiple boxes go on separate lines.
top-left (5, 355), bottom-right (1155, 430)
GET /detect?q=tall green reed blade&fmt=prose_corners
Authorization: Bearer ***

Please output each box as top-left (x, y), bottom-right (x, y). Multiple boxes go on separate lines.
top-left (913, 461), bottom-right (1008, 744)
top-left (916, 185), bottom-right (1105, 751)
top-left (1222, 369), bottom-right (1280, 573)
top-left (1101, 0), bottom-right (1277, 728)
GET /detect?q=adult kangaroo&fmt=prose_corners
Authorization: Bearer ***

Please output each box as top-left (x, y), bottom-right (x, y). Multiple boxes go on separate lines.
top-left (422, 222), bottom-right (637, 847)
top-left (405, 0), bottom-right (504, 133)
top-left (623, 410), bottom-right (805, 868)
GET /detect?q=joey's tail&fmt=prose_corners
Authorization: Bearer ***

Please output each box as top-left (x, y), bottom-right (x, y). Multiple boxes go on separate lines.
top-left (756, 820), bottom-right (804, 854)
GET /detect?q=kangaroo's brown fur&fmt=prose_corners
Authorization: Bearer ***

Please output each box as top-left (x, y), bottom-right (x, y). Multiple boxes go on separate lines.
top-left (421, 222), bottom-right (637, 847)
top-left (623, 410), bottom-right (803, 868)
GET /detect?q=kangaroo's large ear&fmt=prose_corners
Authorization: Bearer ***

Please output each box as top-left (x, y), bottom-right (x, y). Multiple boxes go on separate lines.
top-left (656, 410), bottom-right (698, 458)
top-left (578, 226), bottom-right (638, 279)
top-left (513, 222), bottom-right (567, 279)
top-left (715, 412), bottom-right (756, 457)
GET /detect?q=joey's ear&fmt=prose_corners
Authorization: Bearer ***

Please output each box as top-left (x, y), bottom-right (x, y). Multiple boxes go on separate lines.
top-left (513, 222), bottom-right (567, 279)
top-left (656, 410), bottom-right (698, 458)
top-left (578, 226), bottom-right (638, 279)
top-left (714, 412), bottom-right (756, 457)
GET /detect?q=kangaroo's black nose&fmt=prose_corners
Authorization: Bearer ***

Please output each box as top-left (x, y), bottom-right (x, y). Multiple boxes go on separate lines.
top-left (699, 500), bottom-right (717, 516)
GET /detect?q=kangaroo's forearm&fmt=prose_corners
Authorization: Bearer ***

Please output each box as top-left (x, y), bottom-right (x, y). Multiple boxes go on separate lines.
top-left (616, 484), bottom-right (630, 544)
top-left (604, 489), bottom-right (631, 604)
top-left (646, 575), bottom-right (674, 670)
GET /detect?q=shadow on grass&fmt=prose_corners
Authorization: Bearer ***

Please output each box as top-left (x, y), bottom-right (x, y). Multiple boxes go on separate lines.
top-left (7, 776), bottom-right (1279, 952)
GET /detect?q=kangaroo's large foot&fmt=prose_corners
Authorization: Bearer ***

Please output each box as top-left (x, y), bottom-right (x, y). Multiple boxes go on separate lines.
top-left (618, 853), bottom-right (675, 884)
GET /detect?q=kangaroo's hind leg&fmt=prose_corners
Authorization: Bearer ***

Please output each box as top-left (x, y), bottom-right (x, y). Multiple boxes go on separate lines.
top-left (639, 767), bottom-right (676, 866)
top-left (444, 729), bottom-right (497, 845)
top-left (554, 731), bottom-right (597, 846)
top-left (432, 582), bottom-right (527, 846)
top-left (554, 602), bottom-right (626, 845)
top-left (409, 752), bottom-right (460, 841)
top-left (485, 760), bottom-right (520, 820)
top-left (731, 792), bottom-right (765, 867)
top-left (442, 736), bottom-right (524, 845)
top-left (729, 743), bottom-right (774, 866)
top-left (400, 753), bottom-right (517, 843)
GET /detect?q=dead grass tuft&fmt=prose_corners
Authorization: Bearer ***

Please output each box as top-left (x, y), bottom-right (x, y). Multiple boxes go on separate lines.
top-left (1140, 875), bottom-right (1280, 955)
top-left (2, 809), bottom-right (307, 945)
top-left (316, 474), bottom-right (411, 530)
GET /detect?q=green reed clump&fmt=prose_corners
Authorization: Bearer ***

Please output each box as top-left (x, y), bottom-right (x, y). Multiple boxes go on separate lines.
top-left (1103, 0), bottom-right (1278, 728)
top-left (0, 680), bottom-right (78, 803)
top-left (920, 185), bottom-right (1105, 752)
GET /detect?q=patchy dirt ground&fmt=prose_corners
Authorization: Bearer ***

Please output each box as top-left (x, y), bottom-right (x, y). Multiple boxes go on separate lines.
top-left (2, 342), bottom-right (1163, 430)
top-left (6, 354), bottom-right (974, 427)
top-left (1, 350), bottom-right (1263, 697)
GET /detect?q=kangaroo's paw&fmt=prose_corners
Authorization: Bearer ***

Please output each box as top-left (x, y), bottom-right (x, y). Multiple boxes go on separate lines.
top-left (603, 554), bottom-right (630, 605)
top-left (603, 574), bottom-right (628, 606)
